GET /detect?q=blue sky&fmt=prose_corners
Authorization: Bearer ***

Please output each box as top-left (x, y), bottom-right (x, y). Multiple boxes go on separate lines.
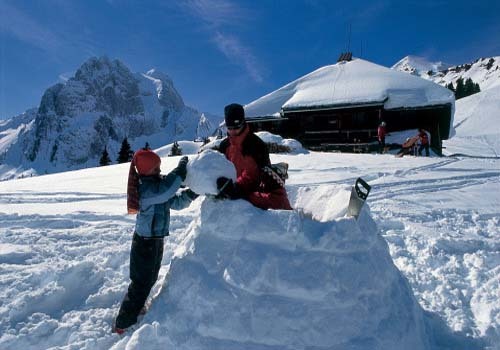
top-left (1, 0), bottom-right (499, 119)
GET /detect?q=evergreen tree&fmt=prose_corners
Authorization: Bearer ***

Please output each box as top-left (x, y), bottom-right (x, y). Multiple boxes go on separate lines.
top-left (453, 78), bottom-right (481, 99)
top-left (446, 82), bottom-right (455, 93)
top-left (474, 82), bottom-right (481, 94)
top-left (99, 147), bottom-right (111, 166)
top-left (168, 141), bottom-right (182, 156)
top-left (455, 78), bottom-right (465, 99)
top-left (143, 142), bottom-right (151, 150)
top-left (464, 78), bottom-right (475, 97)
top-left (117, 137), bottom-right (133, 163)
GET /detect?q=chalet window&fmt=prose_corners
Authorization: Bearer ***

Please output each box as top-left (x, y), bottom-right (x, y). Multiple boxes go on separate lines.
top-left (353, 112), bottom-right (366, 125)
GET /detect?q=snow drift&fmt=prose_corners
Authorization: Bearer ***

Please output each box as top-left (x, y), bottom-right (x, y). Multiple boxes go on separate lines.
top-left (114, 194), bottom-right (430, 349)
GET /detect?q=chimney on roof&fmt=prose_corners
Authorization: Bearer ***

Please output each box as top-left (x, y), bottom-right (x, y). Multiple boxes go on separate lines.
top-left (337, 52), bottom-right (353, 62)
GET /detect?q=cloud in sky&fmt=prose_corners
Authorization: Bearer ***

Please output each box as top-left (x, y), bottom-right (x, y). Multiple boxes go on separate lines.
top-left (0, 2), bottom-right (61, 52)
top-left (179, 0), bottom-right (264, 83)
top-left (181, 0), bottom-right (245, 28)
top-left (213, 31), bottom-right (263, 83)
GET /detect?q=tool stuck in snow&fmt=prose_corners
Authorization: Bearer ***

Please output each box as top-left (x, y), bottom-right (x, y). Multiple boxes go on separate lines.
top-left (347, 177), bottom-right (371, 219)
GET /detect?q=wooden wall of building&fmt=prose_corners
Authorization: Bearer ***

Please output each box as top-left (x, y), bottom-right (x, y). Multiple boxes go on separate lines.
top-left (248, 104), bottom-right (452, 154)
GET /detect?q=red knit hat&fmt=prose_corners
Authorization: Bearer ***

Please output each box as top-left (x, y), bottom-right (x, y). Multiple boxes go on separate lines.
top-left (133, 149), bottom-right (161, 176)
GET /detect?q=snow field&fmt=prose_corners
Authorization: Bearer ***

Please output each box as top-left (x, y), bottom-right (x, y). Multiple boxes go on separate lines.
top-left (0, 152), bottom-right (498, 349)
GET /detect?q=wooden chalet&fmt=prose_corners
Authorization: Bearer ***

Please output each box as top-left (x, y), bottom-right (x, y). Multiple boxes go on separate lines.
top-left (244, 55), bottom-right (455, 154)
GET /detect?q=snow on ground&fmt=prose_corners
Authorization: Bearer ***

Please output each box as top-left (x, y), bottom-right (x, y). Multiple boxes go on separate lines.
top-left (0, 151), bottom-right (499, 349)
top-left (255, 131), bottom-right (306, 154)
top-left (443, 85), bottom-right (500, 158)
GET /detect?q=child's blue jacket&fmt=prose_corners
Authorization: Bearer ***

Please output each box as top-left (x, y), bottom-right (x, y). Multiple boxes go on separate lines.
top-left (135, 173), bottom-right (195, 238)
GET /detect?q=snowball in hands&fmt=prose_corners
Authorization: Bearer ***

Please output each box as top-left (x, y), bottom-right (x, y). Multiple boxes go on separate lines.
top-left (184, 150), bottom-right (236, 195)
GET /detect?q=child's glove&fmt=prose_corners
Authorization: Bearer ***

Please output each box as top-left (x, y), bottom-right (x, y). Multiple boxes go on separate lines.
top-left (184, 188), bottom-right (199, 200)
top-left (173, 156), bottom-right (188, 181)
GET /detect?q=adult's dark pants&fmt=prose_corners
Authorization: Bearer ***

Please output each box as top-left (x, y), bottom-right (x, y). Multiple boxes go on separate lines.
top-left (378, 138), bottom-right (385, 153)
top-left (418, 144), bottom-right (430, 156)
top-left (115, 232), bottom-right (164, 329)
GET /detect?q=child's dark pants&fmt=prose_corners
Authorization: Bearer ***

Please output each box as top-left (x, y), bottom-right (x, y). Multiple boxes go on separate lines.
top-left (115, 232), bottom-right (164, 329)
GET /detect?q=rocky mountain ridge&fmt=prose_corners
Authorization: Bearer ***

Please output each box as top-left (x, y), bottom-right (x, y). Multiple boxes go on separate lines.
top-left (0, 57), bottom-right (218, 180)
top-left (392, 55), bottom-right (500, 91)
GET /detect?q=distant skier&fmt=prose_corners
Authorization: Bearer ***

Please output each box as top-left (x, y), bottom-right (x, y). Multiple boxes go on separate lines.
top-left (216, 103), bottom-right (270, 199)
top-left (417, 128), bottom-right (430, 156)
top-left (114, 149), bottom-right (198, 334)
top-left (377, 121), bottom-right (387, 154)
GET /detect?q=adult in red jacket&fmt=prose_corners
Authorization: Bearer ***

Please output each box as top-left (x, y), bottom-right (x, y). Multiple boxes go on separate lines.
top-left (377, 121), bottom-right (387, 154)
top-left (217, 103), bottom-right (270, 199)
top-left (248, 163), bottom-right (292, 210)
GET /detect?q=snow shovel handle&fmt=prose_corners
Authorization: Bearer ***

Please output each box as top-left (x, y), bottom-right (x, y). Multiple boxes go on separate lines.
top-left (355, 178), bottom-right (371, 200)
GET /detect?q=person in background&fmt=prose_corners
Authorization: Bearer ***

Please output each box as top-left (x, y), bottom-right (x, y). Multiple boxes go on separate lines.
top-left (417, 128), bottom-right (430, 156)
top-left (114, 150), bottom-right (197, 334)
top-left (377, 121), bottom-right (387, 154)
top-left (216, 103), bottom-right (270, 199)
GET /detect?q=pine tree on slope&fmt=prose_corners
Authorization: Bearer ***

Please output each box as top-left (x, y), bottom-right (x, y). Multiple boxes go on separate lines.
top-left (100, 147), bottom-right (112, 166)
top-left (117, 137), bottom-right (133, 163)
top-left (169, 141), bottom-right (182, 156)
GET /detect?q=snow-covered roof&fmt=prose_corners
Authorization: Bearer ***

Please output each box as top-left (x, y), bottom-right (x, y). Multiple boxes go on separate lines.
top-left (245, 58), bottom-right (455, 118)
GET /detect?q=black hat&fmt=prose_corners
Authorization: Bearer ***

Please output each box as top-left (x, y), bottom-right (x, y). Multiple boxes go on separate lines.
top-left (224, 103), bottom-right (245, 129)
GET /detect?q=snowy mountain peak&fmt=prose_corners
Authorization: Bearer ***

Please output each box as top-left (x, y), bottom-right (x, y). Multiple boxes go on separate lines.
top-left (392, 55), bottom-right (451, 77)
top-left (0, 57), bottom-right (220, 180)
top-left (141, 68), bottom-right (184, 111)
top-left (393, 55), bottom-right (500, 91)
top-left (75, 56), bottom-right (130, 81)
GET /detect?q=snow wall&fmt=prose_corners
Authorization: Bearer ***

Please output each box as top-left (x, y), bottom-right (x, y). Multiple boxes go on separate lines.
top-left (114, 188), bottom-right (431, 350)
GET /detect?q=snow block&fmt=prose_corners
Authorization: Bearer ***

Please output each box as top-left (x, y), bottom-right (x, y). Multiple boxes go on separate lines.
top-left (184, 150), bottom-right (237, 196)
top-left (123, 197), bottom-right (431, 349)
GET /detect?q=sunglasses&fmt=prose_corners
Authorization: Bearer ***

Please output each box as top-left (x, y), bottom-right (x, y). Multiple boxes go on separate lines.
top-left (227, 124), bottom-right (244, 130)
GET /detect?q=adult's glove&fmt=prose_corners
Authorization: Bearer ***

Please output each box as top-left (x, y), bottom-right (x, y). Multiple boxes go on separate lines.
top-left (216, 177), bottom-right (239, 199)
top-left (173, 156), bottom-right (188, 181)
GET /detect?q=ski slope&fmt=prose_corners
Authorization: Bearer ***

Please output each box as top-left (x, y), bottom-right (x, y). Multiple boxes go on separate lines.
top-left (0, 150), bottom-right (498, 349)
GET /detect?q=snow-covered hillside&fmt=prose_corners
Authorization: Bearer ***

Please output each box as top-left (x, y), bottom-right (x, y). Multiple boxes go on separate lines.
top-left (0, 57), bottom-right (220, 181)
top-left (443, 85), bottom-right (500, 157)
top-left (393, 55), bottom-right (500, 91)
top-left (0, 149), bottom-right (498, 349)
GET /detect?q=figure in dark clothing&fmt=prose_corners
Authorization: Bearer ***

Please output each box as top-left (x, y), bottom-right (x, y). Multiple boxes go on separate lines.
top-left (114, 150), bottom-right (197, 334)
top-left (417, 128), bottom-right (430, 156)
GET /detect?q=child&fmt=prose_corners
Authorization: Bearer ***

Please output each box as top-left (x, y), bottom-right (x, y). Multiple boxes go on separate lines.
top-left (113, 149), bottom-right (198, 334)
